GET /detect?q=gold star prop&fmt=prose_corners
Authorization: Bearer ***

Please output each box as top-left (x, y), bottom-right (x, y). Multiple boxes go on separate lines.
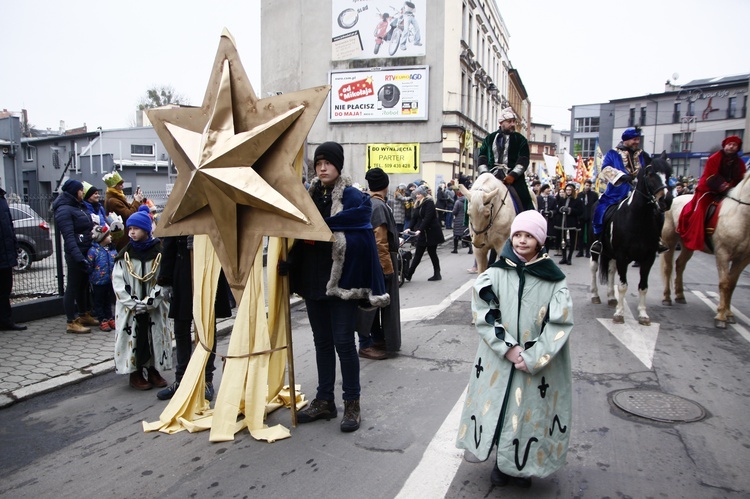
top-left (143, 30), bottom-right (332, 442)
top-left (148, 29), bottom-right (332, 303)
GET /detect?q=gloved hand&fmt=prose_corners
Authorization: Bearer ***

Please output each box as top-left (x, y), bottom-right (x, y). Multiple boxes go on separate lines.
top-left (560, 207), bottom-right (570, 214)
top-left (503, 174), bottom-right (515, 185)
top-left (134, 302), bottom-right (148, 314)
top-left (79, 260), bottom-right (92, 274)
top-left (161, 286), bottom-right (173, 303)
top-left (619, 174), bottom-right (635, 185)
top-left (277, 259), bottom-right (292, 276)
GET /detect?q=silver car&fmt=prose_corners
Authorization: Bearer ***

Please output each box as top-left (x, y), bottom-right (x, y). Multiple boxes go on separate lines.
top-left (9, 203), bottom-right (53, 271)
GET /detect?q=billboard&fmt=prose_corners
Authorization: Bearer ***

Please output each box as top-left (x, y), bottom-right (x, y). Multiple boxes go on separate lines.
top-left (329, 66), bottom-right (429, 122)
top-left (332, 0), bottom-right (426, 61)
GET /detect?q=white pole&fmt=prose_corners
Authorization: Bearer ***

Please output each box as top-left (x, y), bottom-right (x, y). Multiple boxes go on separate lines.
top-left (99, 128), bottom-right (104, 174)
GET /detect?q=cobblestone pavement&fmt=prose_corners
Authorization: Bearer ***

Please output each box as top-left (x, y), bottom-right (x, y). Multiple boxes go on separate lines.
top-left (0, 312), bottom-right (238, 409)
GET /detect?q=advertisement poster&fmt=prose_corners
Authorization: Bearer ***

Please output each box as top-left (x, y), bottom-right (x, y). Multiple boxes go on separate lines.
top-left (329, 66), bottom-right (429, 122)
top-left (332, 0), bottom-right (426, 61)
top-left (366, 143), bottom-right (420, 173)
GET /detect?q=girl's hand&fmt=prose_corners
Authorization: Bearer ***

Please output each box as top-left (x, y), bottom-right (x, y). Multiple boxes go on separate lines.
top-left (505, 344), bottom-right (523, 363)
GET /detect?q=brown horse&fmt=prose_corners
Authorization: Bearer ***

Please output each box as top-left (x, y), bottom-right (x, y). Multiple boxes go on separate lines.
top-left (661, 169), bottom-right (750, 328)
top-left (458, 173), bottom-right (516, 273)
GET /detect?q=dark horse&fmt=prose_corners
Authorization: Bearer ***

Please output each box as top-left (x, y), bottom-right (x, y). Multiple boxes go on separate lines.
top-left (589, 152), bottom-right (672, 325)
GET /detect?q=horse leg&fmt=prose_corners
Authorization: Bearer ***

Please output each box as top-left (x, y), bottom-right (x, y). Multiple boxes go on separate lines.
top-left (474, 247), bottom-right (489, 273)
top-left (661, 246), bottom-right (674, 306)
top-left (716, 255), bottom-right (750, 328)
top-left (637, 257), bottom-right (656, 326)
top-left (590, 255), bottom-right (601, 304)
top-left (613, 260), bottom-right (629, 323)
top-left (674, 248), bottom-right (693, 304)
top-left (607, 259), bottom-right (617, 307)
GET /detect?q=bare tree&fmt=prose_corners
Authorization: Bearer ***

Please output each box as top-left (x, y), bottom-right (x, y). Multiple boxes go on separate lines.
top-left (137, 85), bottom-right (189, 110)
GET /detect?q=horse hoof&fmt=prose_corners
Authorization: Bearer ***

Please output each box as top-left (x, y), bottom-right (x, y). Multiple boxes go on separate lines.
top-left (715, 319), bottom-right (727, 329)
top-left (727, 316), bottom-right (736, 324)
top-left (676, 297), bottom-right (687, 304)
top-left (613, 315), bottom-right (624, 324)
top-left (662, 300), bottom-right (672, 306)
top-left (608, 299), bottom-right (618, 307)
top-left (591, 297), bottom-right (601, 305)
top-left (638, 317), bottom-right (651, 326)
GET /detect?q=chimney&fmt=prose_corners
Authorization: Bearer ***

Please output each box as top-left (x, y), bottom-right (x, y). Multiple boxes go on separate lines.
top-left (59, 120), bottom-right (66, 134)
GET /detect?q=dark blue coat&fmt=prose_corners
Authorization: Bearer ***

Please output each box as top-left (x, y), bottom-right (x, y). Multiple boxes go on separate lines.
top-left (53, 191), bottom-right (94, 265)
top-left (0, 189), bottom-right (18, 269)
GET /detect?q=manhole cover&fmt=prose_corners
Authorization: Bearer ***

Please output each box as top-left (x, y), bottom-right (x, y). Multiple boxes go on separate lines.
top-left (612, 389), bottom-right (706, 423)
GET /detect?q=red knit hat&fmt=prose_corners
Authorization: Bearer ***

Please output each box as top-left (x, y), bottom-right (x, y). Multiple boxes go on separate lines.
top-left (722, 135), bottom-right (742, 148)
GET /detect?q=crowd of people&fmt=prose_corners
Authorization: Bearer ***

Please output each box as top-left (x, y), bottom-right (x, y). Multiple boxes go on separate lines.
top-left (4, 127), bottom-right (745, 490)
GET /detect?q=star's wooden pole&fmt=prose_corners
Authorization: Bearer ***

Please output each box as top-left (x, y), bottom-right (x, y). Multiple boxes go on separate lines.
top-left (281, 238), bottom-right (297, 427)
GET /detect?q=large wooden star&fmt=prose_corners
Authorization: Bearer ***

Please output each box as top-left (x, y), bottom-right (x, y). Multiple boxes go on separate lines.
top-left (147, 30), bottom-right (332, 301)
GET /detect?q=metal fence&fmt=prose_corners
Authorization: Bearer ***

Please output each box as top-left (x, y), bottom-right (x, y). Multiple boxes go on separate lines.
top-left (11, 190), bottom-right (170, 305)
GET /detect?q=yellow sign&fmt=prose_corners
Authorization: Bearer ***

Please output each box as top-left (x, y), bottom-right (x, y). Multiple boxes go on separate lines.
top-left (366, 143), bottom-right (420, 173)
top-left (463, 130), bottom-right (473, 152)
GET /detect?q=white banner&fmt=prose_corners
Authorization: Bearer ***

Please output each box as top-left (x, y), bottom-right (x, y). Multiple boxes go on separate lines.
top-left (332, 0), bottom-right (426, 61)
top-left (328, 66), bottom-right (429, 122)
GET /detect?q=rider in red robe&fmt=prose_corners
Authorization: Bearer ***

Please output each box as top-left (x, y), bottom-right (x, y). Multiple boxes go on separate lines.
top-left (677, 136), bottom-right (745, 251)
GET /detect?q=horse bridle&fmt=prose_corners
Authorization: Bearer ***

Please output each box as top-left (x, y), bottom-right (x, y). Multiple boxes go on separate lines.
top-left (470, 188), bottom-right (510, 235)
top-left (632, 165), bottom-right (668, 210)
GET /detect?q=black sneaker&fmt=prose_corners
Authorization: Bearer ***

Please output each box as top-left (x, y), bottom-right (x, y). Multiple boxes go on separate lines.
top-left (205, 381), bottom-right (215, 402)
top-left (157, 381), bottom-right (179, 400)
top-left (297, 399), bottom-right (337, 423)
top-left (491, 465), bottom-right (510, 486)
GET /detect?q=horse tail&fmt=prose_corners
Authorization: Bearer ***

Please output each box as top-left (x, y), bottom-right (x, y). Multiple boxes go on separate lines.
top-left (598, 253), bottom-right (610, 285)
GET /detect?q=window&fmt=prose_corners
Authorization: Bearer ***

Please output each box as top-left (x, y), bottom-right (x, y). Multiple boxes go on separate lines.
top-left (671, 132), bottom-right (692, 152)
top-left (24, 146), bottom-right (33, 162)
top-left (574, 117), bottom-right (599, 133)
top-left (9, 206), bottom-right (32, 222)
top-left (687, 101), bottom-right (695, 117)
top-left (131, 144), bottom-right (154, 156)
top-left (672, 102), bottom-right (681, 123)
top-left (51, 147), bottom-right (62, 169)
top-left (640, 106), bottom-right (647, 126)
top-left (726, 129), bottom-right (745, 140)
top-left (573, 138), bottom-right (596, 158)
top-left (671, 157), bottom-right (689, 178)
top-left (743, 95), bottom-right (748, 118)
top-left (727, 97), bottom-right (737, 119)
top-left (628, 108), bottom-right (635, 127)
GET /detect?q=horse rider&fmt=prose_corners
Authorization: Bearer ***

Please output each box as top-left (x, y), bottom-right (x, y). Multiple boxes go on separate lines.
top-left (590, 127), bottom-right (667, 255)
top-left (677, 135), bottom-right (745, 252)
top-left (476, 107), bottom-right (535, 212)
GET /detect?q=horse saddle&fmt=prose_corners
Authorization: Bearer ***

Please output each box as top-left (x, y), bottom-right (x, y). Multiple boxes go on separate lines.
top-left (490, 168), bottom-right (523, 214)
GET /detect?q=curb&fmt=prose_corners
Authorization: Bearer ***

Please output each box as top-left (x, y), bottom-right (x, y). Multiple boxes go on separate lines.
top-left (0, 296), bottom-right (305, 409)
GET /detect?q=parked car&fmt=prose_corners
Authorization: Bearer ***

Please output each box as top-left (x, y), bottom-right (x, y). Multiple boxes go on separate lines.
top-left (9, 203), bottom-right (53, 271)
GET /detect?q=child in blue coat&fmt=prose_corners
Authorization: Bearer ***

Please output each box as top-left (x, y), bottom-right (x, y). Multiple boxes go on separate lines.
top-left (87, 225), bottom-right (117, 331)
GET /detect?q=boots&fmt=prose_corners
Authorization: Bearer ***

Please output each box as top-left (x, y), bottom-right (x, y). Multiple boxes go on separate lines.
top-left (78, 312), bottom-right (100, 327)
top-left (340, 399), bottom-right (361, 432)
top-left (451, 237), bottom-right (458, 253)
top-left (129, 369), bottom-right (152, 390)
top-left (66, 318), bottom-right (91, 334)
top-left (147, 366), bottom-right (168, 388)
top-left (297, 398), bottom-right (337, 423)
top-left (428, 272), bottom-right (442, 281)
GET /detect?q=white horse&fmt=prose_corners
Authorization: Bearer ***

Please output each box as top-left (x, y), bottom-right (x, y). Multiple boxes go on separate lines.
top-left (458, 173), bottom-right (516, 273)
top-left (661, 170), bottom-right (750, 328)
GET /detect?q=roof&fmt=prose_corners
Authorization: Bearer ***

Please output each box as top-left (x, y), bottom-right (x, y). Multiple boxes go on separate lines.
top-left (682, 74), bottom-right (750, 88)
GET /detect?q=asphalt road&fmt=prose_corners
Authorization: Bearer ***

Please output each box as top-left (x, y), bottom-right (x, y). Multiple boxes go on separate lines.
top-left (1, 246), bottom-right (749, 498)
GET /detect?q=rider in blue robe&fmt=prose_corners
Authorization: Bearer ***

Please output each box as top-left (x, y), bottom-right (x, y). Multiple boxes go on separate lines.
top-left (590, 127), bottom-right (650, 255)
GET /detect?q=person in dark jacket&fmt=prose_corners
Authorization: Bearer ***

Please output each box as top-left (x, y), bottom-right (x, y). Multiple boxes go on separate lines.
top-left (283, 141), bottom-right (388, 433)
top-left (575, 179), bottom-right (599, 258)
top-left (451, 189), bottom-right (472, 255)
top-left (52, 179), bottom-right (98, 334)
top-left (82, 181), bottom-right (108, 228)
top-left (155, 235), bottom-right (232, 402)
top-left (536, 184), bottom-right (558, 251)
top-left (0, 188), bottom-right (27, 331)
top-left (404, 184), bottom-right (445, 281)
top-left (555, 184), bottom-right (583, 265)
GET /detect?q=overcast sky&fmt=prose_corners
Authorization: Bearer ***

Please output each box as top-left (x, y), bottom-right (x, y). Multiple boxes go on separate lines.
top-left (2, 0), bottom-right (748, 132)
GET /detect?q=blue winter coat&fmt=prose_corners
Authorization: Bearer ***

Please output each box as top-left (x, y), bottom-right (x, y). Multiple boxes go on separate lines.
top-left (83, 200), bottom-right (108, 227)
top-left (86, 242), bottom-right (116, 286)
top-left (53, 191), bottom-right (94, 265)
top-left (0, 189), bottom-right (18, 269)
